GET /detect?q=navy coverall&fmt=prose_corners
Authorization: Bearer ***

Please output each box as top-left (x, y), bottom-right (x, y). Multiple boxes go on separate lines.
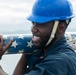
top-left (25, 37), bottom-right (76, 75)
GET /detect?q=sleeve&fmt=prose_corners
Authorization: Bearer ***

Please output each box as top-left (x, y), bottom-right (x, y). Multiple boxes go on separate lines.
top-left (24, 56), bottom-right (67, 75)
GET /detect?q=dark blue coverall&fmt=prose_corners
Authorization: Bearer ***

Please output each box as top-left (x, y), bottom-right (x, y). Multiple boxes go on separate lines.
top-left (24, 37), bottom-right (76, 75)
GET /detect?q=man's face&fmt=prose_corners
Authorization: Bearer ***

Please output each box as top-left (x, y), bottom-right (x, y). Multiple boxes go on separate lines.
top-left (31, 21), bottom-right (54, 49)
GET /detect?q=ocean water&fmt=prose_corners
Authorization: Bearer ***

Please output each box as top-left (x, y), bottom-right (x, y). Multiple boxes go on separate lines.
top-left (0, 54), bottom-right (21, 75)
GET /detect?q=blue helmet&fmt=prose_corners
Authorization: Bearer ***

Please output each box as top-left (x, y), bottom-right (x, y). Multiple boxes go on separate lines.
top-left (27, 0), bottom-right (74, 23)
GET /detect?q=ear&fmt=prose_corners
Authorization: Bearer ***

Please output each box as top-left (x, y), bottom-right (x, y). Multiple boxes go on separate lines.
top-left (57, 23), bottom-right (66, 34)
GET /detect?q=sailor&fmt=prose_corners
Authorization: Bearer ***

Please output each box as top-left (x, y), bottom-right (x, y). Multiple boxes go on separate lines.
top-left (0, 0), bottom-right (76, 75)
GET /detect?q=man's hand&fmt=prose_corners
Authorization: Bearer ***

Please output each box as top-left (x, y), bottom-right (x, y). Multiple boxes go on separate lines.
top-left (0, 34), bottom-right (13, 59)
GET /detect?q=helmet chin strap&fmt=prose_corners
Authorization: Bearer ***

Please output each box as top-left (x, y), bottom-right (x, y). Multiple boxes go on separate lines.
top-left (45, 21), bottom-right (59, 46)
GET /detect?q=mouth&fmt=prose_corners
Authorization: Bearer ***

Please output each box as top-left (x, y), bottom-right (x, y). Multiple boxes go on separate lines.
top-left (32, 36), bottom-right (41, 43)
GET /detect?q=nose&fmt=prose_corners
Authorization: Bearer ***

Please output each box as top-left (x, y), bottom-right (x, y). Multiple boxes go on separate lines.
top-left (31, 24), bottom-right (38, 33)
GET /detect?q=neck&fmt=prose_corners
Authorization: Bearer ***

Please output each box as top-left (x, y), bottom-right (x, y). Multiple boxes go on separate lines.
top-left (44, 35), bottom-right (63, 54)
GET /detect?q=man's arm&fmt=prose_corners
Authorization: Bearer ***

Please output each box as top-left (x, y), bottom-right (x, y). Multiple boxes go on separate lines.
top-left (13, 53), bottom-right (27, 75)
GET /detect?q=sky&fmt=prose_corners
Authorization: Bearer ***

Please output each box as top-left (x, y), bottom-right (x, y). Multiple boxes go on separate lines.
top-left (0, 0), bottom-right (75, 34)
top-left (0, 0), bottom-right (76, 75)
top-left (0, 0), bottom-right (35, 34)
top-left (67, 0), bottom-right (76, 32)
